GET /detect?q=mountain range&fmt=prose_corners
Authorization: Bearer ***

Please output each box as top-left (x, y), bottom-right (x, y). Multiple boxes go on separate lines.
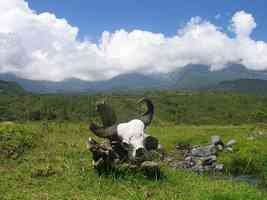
top-left (213, 79), bottom-right (267, 95)
top-left (0, 64), bottom-right (267, 94)
top-left (0, 80), bottom-right (25, 95)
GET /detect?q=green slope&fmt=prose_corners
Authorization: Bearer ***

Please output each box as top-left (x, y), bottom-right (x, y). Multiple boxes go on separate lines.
top-left (0, 80), bottom-right (26, 95)
top-left (215, 79), bottom-right (267, 95)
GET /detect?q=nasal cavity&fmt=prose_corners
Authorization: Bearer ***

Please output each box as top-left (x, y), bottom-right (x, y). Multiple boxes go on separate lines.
top-left (135, 147), bottom-right (146, 158)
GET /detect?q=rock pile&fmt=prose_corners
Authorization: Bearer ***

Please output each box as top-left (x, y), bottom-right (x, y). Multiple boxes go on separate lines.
top-left (87, 137), bottom-right (164, 177)
top-left (173, 136), bottom-right (236, 174)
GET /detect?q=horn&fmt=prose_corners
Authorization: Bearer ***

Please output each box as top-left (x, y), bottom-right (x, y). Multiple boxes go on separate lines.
top-left (137, 98), bottom-right (154, 128)
top-left (89, 122), bottom-right (118, 139)
top-left (96, 100), bottom-right (117, 128)
top-left (90, 100), bottom-right (119, 139)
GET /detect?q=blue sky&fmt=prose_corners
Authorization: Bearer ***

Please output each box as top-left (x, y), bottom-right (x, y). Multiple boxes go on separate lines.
top-left (26, 0), bottom-right (267, 41)
top-left (1, 0), bottom-right (267, 81)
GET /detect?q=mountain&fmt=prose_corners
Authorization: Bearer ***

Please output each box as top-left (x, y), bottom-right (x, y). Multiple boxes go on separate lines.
top-left (1, 64), bottom-right (267, 93)
top-left (174, 64), bottom-right (267, 90)
top-left (0, 73), bottom-right (166, 93)
top-left (0, 80), bottom-right (26, 95)
top-left (213, 79), bottom-right (267, 95)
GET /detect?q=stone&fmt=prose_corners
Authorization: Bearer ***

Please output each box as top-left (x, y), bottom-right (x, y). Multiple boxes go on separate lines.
top-left (225, 147), bottom-right (233, 152)
top-left (192, 165), bottom-right (204, 174)
top-left (217, 144), bottom-right (224, 151)
top-left (185, 156), bottom-right (193, 162)
top-left (258, 131), bottom-right (264, 136)
top-left (191, 145), bottom-right (217, 157)
top-left (247, 136), bottom-right (255, 140)
top-left (175, 143), bottom-right (191, 151)
top-left (211, 135), bottom-right (223, 146)
top-left (215, 164), bottom-right (224, 172)
top-left (195, 155), bottom-right (216, 166)
top-left (226, 139), bottom-right (236, 147)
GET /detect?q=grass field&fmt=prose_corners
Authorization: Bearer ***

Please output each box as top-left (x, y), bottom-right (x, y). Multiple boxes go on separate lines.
top-left (1, 122), bottom-right (267, 200)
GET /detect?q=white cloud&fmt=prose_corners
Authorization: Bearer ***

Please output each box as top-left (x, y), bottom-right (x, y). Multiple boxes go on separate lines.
top-left (230, 11), bottom-right (256, 38)
top-left (0, 0), bottom-right (267, 81)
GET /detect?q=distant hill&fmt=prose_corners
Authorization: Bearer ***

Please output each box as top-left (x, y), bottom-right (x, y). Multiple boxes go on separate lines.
top-left (0, 80), bottom-right (26, 95)
top-left (0, 73), bottom-right (171, 94)
top-left (1, 64), bottom-right (267, 93)
top-left (213, 79), bottom-right (267, 95)
top-left (174, 64), bottom-right (267, 90)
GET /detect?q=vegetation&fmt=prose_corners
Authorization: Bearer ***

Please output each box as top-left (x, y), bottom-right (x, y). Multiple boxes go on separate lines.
top-left (0, 123), bottom-right (34, 159)
top-left (1, 91), bottom-right (267, 124)
top-left (215, 79), bottom-right (267, 95)
top-left (1, 91), bottom-right (267, 199)
top-left (0, 80), bottom-right (26, 95)
top-left (0, 122), bottom-right (267, 199)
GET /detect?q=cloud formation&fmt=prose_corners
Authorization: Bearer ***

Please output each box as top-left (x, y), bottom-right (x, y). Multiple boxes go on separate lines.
top-left (0, 0), bottom-right (267, 81)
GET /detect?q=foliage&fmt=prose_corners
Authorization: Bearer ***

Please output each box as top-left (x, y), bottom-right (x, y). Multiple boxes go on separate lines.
top-left (0, 123), bottom-right (267, 199)
top-left (1, 92), bottom-right (267, 199)
top-left (1, 92), bottom-right (267, 125)
top-left (0, 80), bottom-right (26, 95)
top-left (0, 123), bottom-right (34, 159)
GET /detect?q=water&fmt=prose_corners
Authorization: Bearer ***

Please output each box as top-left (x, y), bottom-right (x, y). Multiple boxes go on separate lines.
top-left (232, 175), bottom-right (259, 186)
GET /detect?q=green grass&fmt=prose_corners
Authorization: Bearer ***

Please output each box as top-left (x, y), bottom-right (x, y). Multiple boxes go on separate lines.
top-left (1, 122), bottom-right (267, 200)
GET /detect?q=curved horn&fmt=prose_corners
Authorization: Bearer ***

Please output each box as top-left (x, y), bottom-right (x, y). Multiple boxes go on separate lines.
top-left (89, 122), bottom-right (118, 139)
top-left (90, 100), bottom-right (118, 139)
top-left (96, 100), bottom-right (117, 128)
top-left (137, 98), bottom-right (154, 128)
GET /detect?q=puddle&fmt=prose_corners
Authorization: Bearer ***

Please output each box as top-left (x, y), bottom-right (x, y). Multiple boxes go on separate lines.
top-left (232, 175), bottom-right (259, 186)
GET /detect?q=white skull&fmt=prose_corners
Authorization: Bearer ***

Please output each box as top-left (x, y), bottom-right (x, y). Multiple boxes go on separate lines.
top-left (117, 119), bottom-right (146, 157)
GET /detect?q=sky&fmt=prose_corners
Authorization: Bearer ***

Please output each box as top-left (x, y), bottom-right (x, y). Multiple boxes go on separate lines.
top-left (26, 0), bottom-right (267, 41)
top-left (0, 0), bottom-right (267, 81)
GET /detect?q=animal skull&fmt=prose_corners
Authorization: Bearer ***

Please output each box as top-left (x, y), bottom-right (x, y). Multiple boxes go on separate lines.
top-left (89, 98), bottom-right (158, 158)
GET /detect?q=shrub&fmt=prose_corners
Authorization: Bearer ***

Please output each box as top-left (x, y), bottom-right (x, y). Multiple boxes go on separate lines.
top-left (0, 124), bottom-right (34, 159)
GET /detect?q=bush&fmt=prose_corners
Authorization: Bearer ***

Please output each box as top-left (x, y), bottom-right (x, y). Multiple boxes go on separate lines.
top-left (252, 110), bottom-right (267, 123)
top-left (0, 124), bottom-right (34, 159)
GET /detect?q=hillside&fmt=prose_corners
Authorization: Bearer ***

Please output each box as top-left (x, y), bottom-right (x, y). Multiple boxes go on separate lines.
top-left (214, 79), bottom-right (267, 95)
top-left (1, 64), bottom-right (267, 94)
top-left (0, 80), bottom-right (26, 95)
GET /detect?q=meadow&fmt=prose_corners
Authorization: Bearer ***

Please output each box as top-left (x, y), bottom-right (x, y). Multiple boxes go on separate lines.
top-left (1, 92), bottom-right (267, 199)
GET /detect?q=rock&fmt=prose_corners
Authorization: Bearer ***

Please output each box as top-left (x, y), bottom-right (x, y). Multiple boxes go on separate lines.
top-left (192, 165), bottom-right (204, 174)
top-left (204, 165), bottom-right (212, 171)
top-left (211, 135), bottom-right (223, 146)
top-left (226, 139), bottom-right (236, 147)
top-left (217, 144), bottom-right (224, 151)
top-left (171, 137), bottom-right (232, 174)
top-left (195, 155), bottom-right (216, 166)
top-left (191, 145), bottom-right (217, 157)
top-left (164, 156), bottom-right (173, 162)
top-left (247, 136), bottom-right (255, 140)
top-left (175, 143), bottom-right (191, 151)
top-left (185, 156), bottom-right (193, 162)
top-left (225, 147), bottom-right (233, 152)
top-left (215, 164), bottom-right (224, 172)
top-left (258, 131), bottom-right (264, 136)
